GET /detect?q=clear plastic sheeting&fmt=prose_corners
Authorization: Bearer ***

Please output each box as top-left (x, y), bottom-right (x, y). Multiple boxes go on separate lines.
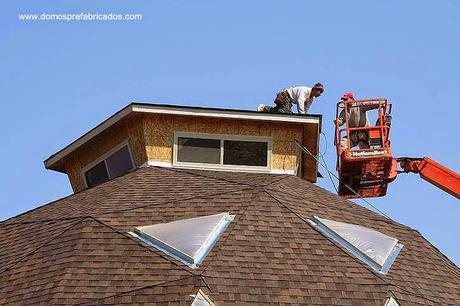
top-left (384, 297), bottom-right (400, 306)
top-left (134, 213), bottom-right (234, 267)
top-left (314, 216), bottom-right (398, 266)
top-left (191, 290), bottom-right (214, 306)
top-left (310, 216), bottom-right (403, 274)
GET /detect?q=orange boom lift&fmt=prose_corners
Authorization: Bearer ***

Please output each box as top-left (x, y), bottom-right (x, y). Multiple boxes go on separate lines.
top-left (334, 98), bottom-right (460, 199)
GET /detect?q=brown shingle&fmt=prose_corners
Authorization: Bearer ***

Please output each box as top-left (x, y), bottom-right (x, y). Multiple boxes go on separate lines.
top-left (1, 166), bottom-right (459, 305)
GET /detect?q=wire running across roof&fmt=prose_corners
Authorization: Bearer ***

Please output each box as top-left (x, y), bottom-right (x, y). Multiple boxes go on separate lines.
top-left (309, 216), bottom-right (403, 274)
top-left (132, 212), bottom-right (235, 268)
top-left (2, 167), bottom-right (459, 304)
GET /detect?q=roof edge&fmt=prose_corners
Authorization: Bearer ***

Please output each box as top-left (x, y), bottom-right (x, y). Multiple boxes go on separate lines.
top-left (44, 102), bottom-right (322, 172)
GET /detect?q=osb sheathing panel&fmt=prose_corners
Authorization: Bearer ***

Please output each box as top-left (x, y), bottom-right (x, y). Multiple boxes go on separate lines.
top-left (127, 115), bottom-right (148, 166)
top-left (302, 123), bottom-right (319, 183)
top-left (143, 114), bottom-right (304, 173)
top-left (63, 112), bottom-right (317, 193)
top-left (65, 114), bottom-right (148, 192)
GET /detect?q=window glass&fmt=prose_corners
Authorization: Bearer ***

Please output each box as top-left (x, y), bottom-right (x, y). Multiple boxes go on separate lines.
top-left (223, 140), bottom-right (268, 166)
top-left (85, 161), bottom-right (109, 188)
top-left (177, 137), bottom-right (220, 164)
top-left (106, 145), bottom-right (133, 178)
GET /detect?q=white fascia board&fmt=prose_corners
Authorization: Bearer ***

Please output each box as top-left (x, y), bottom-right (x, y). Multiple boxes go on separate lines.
top-left (44, 105), bottom-right (134, 169)
top-left (45, 103), bottom-right (320, 170)
top-left (131, 104), bottom-right (320, 124)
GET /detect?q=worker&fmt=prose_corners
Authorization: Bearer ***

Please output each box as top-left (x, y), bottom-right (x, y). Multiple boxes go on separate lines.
top-left (335, 92), bottom-right (378, 150)
top-left (257, 83), bottom-right (324, 114)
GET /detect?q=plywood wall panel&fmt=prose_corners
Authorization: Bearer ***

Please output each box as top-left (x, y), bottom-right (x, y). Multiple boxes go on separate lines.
top-left (143, 114), bottom-right (304, 174)
top-left (66, 155), bottom-right (85, 192)
top-left (302, 123), bottom-right (319, 183)
top-left (62, 112), bottom-right (317, 193)
top-left (127, 114), bottom-right (147, 167)
top-left (65, 115), bottom-right (148, 192)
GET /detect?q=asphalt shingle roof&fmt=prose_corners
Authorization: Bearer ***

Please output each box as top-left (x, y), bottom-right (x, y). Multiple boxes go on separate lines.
top-left (1, 166), bottom-right (459, 305)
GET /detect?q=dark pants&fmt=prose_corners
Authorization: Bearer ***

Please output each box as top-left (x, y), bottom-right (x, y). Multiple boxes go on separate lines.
top-left (271, 91), bottom-right (292, 113)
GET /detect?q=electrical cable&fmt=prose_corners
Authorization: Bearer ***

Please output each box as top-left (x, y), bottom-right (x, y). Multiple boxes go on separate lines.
top-left (293, 139), bottom-right (391, 219)
top-left (320, 131), bottom-right (328, 156)
top-left (319, 152), bottom-right (339, 194)
top-left (319, 131), bottom-right (338, 193)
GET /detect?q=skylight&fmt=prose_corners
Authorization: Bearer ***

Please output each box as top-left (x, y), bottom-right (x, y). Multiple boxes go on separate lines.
top-left (132, 213), bottom-right (234, 268)
top-left (191, 290), bottom-right (215, 306)
top-left (384, 297), bottom-right (400, 306)
top-left (308, 216), bottom-right (403, 274)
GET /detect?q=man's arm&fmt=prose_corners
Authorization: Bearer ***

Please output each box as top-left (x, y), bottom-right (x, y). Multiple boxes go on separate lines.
top-left (297, 99), bottom-right (306, 114)
top-left (336, 109), bottom-right (345, 126)
top-left (296, 88), bottom-right (311, 114)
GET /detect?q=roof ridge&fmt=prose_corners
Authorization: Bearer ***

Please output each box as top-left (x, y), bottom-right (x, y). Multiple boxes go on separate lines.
top-left (0, 216), bottom-right (198, 305)
top-left (1, 187), bottom-right (252, 227)
top-left (262, 189), bottom-right (391, 285)
top-left (406, 229), bottom-right (460, 278)
top-left (0, 217), bottom-right (84, 274)
top-left (390, 285), bottom-right (454, 305)
top-left (0, 215), bottom-right (89, 227)
top-left (1, 167), bottom-right (252, 226)
top-left (87, 216), bottom-right (199, 276)
top-left (0, 166), bottom-right (148, 225)
top-left (262, 181), bottom-right (410, 230)
top-left (264, 188), bottom-right (460, 305)
top-left (74, 275), bottom-right (200, 306)
top-left (198, 188), bottom-right (260, 274)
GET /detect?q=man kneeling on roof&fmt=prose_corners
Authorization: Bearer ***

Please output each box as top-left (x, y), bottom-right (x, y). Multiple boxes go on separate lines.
top-left (258, 83), bottom-right (324, 114)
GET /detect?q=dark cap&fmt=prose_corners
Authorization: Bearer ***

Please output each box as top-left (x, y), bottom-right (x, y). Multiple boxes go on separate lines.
top-left (313, 82), bottom-right (324, 91)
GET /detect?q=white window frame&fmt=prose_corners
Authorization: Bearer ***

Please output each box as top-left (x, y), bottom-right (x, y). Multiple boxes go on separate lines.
top-left (173, 132), bottom-right (272, 173)
top-left (81, 140), bottom-right (135, 188)
top-left (130, 213), bottom-right (235, 268)
top-left (308, 216), bottom-right (403, 275)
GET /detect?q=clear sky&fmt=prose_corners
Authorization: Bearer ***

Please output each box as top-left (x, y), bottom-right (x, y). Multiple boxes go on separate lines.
top-left (1, 1), bottom-right (459, 265)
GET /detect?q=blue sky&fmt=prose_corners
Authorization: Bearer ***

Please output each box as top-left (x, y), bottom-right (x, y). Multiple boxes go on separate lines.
top-left (1, 1), bottom-right (459, 265)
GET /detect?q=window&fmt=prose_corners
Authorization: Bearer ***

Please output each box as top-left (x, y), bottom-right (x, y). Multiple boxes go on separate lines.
top-left (174, 133), bottom-right (271, 171)
top-left (84, 161), bottom-right (109, 188)
top-left (177, 137), bottom-right (221, 164)
top-left (223, 140), bottom-right (268, 166)
top-left (308, 216), bottom-right (403, 274)
top-left (83, 143), bottom-right (134, 188)
top-left (131, 213), bottom-right (234, 268)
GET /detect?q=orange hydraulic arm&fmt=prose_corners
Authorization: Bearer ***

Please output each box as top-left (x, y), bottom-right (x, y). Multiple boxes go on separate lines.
top-left (396, 157), bottom-right (460, 199)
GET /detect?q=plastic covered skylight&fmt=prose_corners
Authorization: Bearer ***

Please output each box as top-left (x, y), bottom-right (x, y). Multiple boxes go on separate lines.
top-left (132, 213), bottom-right (234, 268)
top-left (384, 297), bottom-right (400, 306)
top-left (308, 216), bottom-right (403, 274)
top-left (191, 290), bottom-right (215, 306)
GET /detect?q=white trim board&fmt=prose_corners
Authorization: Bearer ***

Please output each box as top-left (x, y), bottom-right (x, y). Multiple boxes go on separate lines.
top-left (131, 104), bottom-right (320, 124)
top-left (44, 103), bottom-right (321, 171)
top-left (142, 160), bottom-right (296, 175)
